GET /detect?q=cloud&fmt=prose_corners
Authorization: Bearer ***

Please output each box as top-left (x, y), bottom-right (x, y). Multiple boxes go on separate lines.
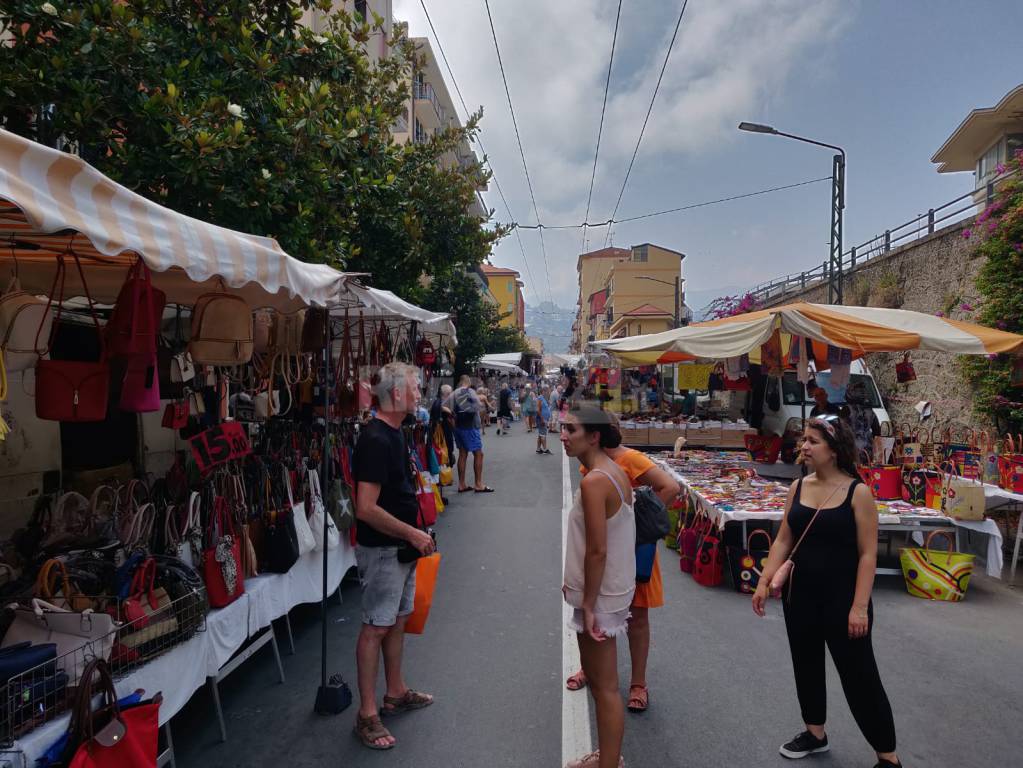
top-left (393, 0), bottom-right (850, 305)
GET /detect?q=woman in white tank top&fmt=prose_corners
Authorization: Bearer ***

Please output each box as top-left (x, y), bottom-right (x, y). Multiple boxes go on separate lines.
top-left (561, 407), bottom-right (634, 768)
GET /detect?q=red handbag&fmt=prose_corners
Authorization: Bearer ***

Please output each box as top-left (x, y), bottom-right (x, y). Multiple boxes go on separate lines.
top-left (692, 523), bottom-right (725, 587)
top-left (105, 258), bottom-right (166, 359)
top-left (411, 457), bottom-right (438, 527)
top-left (34, 254), bottom-right (110, 422)
top-left (858, 462), bottom-right (903, 500)
top-left (679, 510), bottom-right (711, 575)
top-left (895, 353), bottom-right (917, 383)
top-left (162, 400), bottom-right (190, 429)
top-left (744, 434), bottom-right (782, 463)
top-left (202, 497), bottom-right (245, 608)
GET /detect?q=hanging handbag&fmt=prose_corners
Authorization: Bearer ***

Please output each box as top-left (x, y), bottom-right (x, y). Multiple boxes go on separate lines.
top-left (0, 274), bottom-right (52, 372)
top-left (105, 259), bottom-right (166, 359)
top-left (633, 486), bottom-right (670, 545)
top-left (857, 450), bottom-right (903, 501)
top-left (895, 352), bottom-right (916, 383)
top-left (678, 508), bottom-right (710, 574)
top-left (65, 658), bottom-right (161, 768)
top-left (188, 292), bottom-right (253, 366)
top-left (202, 496), bottom-right (245, 608)
top-left (161, 400), bottom-right (190, 430)
top-left (119, 349), bottom-right (161, 413)
top-left (727, 529), bottom-right (773, 594)
top-left (692, 522), bottom-right (724, 588)
top-left (252, 309), bottom-right (274, 355)
top-left (403, 553), bottom-right (441, 636)
top-left (302, 307), bottom-right (329, 353)
top-left (410, 457), bottom-right (438, 527)
top-left (899, 530), bottom-right (974, 602)
top-left (898, 423), bottom-right (924, 466)
top-left (307, 469), bottom-right (340, 551)
top-left (262, 471), bottom-right (300, 574)
top-left (283, 465), bottom-right (316, 557)
top-left (940, 462), bottom-right (986, 521)
top-left (35, 254), bottom-right (110, 422)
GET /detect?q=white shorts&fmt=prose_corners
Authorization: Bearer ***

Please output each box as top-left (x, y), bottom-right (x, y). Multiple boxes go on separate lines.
top-left (567, 607), bottom-right (631, 638)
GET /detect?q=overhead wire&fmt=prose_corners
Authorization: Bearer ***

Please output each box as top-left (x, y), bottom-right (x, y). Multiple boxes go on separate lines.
top-left (580, 0), bottom-right (623, 256)
top-left (603, 0), bottom-right (690, 248)
top-left (482, 0), bottom-right (555, 305)
top-left (417, 0), bottom-right (543, 304)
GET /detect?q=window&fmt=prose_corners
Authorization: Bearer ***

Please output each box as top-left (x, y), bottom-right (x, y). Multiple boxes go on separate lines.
top-left (1007, 134), bottom-right (1023, 167)
top-left (781, 372), bottom-right (882, 408)
top-left (354, 0), bottom-right (368, 21)
top-left (976, 139), bottom-right (1005, 182)
top-left (507, 279), bottom-right (515, 293)
top-left (637, 323), bottom-right (642, 334)
top-left (414, 118), bottom-right (427, 144)
top-left (392, 106), bottom-right (408, 134)
top-left (633, 245), bottom-right (648, 262)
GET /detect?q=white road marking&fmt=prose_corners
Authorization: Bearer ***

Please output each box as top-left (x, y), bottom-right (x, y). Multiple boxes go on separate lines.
top-left (562, 447), bottom-right (592, 764)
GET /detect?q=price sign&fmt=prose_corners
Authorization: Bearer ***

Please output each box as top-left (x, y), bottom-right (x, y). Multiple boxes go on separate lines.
top-left (189, 422), bottom-right (252, 473)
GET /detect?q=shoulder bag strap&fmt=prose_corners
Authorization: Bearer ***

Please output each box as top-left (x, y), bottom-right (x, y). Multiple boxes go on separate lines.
top-left (786, 481), bottom-right (844, 561)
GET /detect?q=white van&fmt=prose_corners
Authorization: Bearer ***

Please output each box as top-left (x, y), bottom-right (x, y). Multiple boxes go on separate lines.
top-left (759, 359), bottom-right (891, 438)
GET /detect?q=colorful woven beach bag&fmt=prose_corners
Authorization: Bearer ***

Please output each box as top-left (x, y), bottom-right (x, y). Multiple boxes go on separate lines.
top-left (899, 531), bottom-right (974, 602)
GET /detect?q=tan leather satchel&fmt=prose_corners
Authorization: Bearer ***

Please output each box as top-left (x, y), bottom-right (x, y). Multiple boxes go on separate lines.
top-left (189, 293), bottom-right (253, 365)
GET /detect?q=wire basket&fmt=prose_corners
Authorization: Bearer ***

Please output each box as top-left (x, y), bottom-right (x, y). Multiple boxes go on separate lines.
top-left (0, 587), bottom-right (207, 744)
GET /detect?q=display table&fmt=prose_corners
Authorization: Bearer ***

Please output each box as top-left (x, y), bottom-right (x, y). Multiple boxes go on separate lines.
top-left (659, 451), bottom-right (1004, 579)
top-left (12, 542), bottom-right (355, 765)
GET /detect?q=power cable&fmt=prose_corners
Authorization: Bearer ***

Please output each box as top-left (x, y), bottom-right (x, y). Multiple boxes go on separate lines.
top-left (418, 0), bottom-right (543, 302)
top-left (603, 0), bottom-right (690, 248)
top-left (581, 0), bottom-right (623, 255)
top-left (482, 0), bottom-right (554, 305)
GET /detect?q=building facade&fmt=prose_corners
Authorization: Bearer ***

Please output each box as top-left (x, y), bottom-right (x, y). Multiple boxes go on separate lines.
top-left (301, 0), bottom-right (394, 65)
top-left (572, 243), bottom-right (685, 349)
top-left (480, 264), bottom-right (525, 330)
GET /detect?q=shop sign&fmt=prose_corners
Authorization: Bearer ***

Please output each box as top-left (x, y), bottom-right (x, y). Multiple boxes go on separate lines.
top-left (190, 421), bottom-right (252, 472)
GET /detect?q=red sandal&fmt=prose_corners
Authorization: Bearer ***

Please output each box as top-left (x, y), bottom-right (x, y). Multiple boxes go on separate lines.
top-left (627, 684), bottom-right (649, 713)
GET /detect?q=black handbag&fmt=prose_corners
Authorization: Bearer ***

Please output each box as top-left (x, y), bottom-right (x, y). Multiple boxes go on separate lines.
top-left (634, 486), bottom-right (670, 545)
top-left (263, 507), bottom-right (300, 573)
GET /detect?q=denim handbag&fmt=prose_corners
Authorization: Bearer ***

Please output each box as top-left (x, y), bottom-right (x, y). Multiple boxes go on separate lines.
top-left (0, 640), bottom-right (57, 685)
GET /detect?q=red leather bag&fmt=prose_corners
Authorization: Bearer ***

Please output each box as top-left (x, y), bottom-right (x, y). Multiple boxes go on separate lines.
top-left (692, 523), bottom-right (725, 587)
top-left (35, 254), bottom-right (110, 423)
top-left (202, 497), bottom-right (245, 608)
top-left (105, 259), bottom-right (166, 359)
top-left (678, 510), bottom-right (711, 574)
top-left (162, 400), bottom-right (190, 429)
top-left (410, 456), bottom-right (438, 527)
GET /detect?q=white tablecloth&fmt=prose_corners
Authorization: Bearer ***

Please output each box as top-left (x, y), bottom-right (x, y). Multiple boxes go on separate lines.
top-left (14, 541), bottom-right (356, 764)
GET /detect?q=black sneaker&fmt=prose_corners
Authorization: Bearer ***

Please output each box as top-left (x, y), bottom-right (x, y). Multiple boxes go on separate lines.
top-left (779, 731), bottom-right (829, 759)
top-left (873, 761), bottom-right (901, 768)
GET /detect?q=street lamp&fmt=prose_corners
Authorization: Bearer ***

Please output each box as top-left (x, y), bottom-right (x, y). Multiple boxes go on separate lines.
top-left (738, 122), bottom-right (846, 305)
top-left (635, 275), bottom-right (683, 328)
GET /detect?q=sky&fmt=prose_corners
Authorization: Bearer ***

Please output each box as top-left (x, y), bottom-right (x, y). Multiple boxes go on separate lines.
top-left (393, 0), bottom-right (1023, 316)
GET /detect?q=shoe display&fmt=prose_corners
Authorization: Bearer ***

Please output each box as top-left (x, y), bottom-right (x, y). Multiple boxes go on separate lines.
top-left (779, 731), bottom-right (829, 759)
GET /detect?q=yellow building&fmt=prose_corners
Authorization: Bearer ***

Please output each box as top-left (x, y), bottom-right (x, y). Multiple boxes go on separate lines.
top-left (573, 243), bottom-right (685, 348)
top-left (480, 264), bottom-right (525, 330)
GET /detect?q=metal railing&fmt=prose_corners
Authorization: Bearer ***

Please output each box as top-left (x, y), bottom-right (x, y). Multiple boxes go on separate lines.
top-left (746, 166), bottom-right (1020, 304)
top-left (413, 81), bottom-right (446, 123)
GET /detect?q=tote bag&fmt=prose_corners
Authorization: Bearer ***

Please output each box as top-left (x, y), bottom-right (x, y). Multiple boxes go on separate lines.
top-left (307, 469), bottom-right (340, 551)
top-left (899, 531), bottom-right (974, 602)
top-left (404, 553), bottom-right (441, 635)
top-left (692, 524), bottom-right (724, 588)
top-left (727, 529), bottom-right (773, 594)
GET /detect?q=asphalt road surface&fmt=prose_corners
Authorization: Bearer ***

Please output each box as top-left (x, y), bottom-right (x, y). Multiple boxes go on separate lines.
top-left (173, 421), bottom-right (1023, 767)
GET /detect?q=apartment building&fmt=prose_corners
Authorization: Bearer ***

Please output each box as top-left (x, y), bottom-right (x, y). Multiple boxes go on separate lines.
top-left (480, 264), bottom-right (525, 330)
top-left (572, 243), bottom-right (685, 349)
top-left (301, 0), bottom-right (393, 64)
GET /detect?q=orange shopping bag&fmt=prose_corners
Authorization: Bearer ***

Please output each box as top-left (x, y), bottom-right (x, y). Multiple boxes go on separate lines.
top-left (404, 553), bottom-right (441, 635)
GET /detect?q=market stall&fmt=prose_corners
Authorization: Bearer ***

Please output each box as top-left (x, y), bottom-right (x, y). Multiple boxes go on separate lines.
top-left (0, 129), bottom-right (453, 763)
top-left (594, 302), bottom-right (1023, 591)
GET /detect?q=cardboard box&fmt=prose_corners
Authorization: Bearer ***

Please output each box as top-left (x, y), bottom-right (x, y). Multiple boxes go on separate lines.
top-left (620, 426), bottom-right (649, 446)
top-left (719, 429), bottom-right (756, 448)
top-left (648, 426), bottom-right (686, 446)
top-left (685, 425), bottom-right (722, 446)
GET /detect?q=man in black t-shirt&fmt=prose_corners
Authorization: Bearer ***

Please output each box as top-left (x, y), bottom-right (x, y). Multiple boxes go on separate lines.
top-left (352, 362), bottom-right (435, 749)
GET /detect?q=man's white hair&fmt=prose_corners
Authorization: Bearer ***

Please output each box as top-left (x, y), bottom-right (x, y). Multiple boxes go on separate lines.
top-left (440, 384), bottom-right (453, 396)
top-left (373, 362), bottom-right (419, 409)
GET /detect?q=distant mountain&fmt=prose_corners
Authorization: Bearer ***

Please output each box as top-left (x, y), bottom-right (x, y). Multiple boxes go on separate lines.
top-left (524, 301), bottom-right (574, 353)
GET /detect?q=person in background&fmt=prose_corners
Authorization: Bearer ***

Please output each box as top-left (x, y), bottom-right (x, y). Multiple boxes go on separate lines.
top-left (844, 380), bottom-right (880, 458)
top-left (522, 384), bottom-right (536, 432)
top-left (752, 415), bottom-right (901, 768)
top-left (561, 406), bottom-right (635, 768)
top-left (809, 383), bottom-right (840, 418)
top-left (430, 384), bottom-right (455, 470)
top-left (478, 387), bottom-right (492, 435)
top-left (535, 386), bottom-right (553, 455)
top-left (352, 363), bottom-right (436, 751)
top-left (566, 416), bottom-right (681, 715)
top-left (451, 375), bottom-right (493, 494)
top-left (497, 382), bottom-right (513, 435)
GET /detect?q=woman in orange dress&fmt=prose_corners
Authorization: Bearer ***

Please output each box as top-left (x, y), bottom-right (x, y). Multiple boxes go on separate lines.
top-left (566, 438), bottom-right (681, 713)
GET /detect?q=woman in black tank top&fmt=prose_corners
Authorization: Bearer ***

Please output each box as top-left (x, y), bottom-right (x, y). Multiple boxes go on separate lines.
top-left (752, 416), bottom-right (902, 768)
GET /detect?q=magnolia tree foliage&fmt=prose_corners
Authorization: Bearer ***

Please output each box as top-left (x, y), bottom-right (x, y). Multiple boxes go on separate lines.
top-left (0, 0), bottom-right (503, 298)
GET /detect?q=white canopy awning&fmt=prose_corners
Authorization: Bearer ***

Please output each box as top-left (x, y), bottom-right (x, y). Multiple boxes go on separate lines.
top-left (477, 359), bottom-right (528, 376)
top-left (0, 128), bottom-right (344, 310)
top-left (332, 281), bottom-right (456, 341)
top-left (480, 352), bottom-right (524, 366)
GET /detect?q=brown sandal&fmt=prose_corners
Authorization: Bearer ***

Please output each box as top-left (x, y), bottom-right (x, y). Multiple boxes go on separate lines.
top-left (565, 670), bottom-right (588, 691)
top-left (381, 688), bottom-right (434, 716)
top-left (353, 713), bottom-right (395, 750)
top-left (627, 684), bottom-right (649, 713)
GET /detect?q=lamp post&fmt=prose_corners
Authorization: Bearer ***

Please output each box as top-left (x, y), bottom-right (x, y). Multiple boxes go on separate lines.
top-left (738, 122), bottom-right (846, 305)
top-left (635, 275), bottom-right (683, 328)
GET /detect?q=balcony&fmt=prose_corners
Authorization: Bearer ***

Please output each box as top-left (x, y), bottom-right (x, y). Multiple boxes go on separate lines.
top-left (413, 81), bottom-right (446, 126)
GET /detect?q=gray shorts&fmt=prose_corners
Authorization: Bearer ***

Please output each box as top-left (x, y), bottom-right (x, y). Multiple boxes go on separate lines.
top-left (355, 545), bottom-right (417, 627)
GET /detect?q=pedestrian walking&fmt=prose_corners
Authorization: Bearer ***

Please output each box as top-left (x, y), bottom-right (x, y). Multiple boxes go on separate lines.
top-left (752, 415), bottom-right (901, 768)
top-left (522, 384), bottom-right (536, 432)
top-left (451, 375), bottom-right (494, 493)
top-left (535, 386), bottom-right (553, 454)
top-left (431, 384), bottom-right (455, 470)
top-left (352, 362), bottom-right (436, 751)
top-left (565, 425), bottom-right (681, 714)
top-left (561, 406), bottom-right (635, 768)
top-left (478, 387), bottom-right (492, 435)
top-left (496, 382), bottom-right (513, 435)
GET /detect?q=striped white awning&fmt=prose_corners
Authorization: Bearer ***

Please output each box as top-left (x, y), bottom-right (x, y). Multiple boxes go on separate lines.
top-left (0, 128), bottom-right (344, 310)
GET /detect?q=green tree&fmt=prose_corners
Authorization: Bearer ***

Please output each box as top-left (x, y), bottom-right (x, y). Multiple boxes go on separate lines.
top-left (960, 150), bottom-right (1023, 432)
top-left (0, 0), bottom-right (500, 296)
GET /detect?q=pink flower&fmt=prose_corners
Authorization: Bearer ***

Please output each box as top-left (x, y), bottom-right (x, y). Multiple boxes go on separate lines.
top-left (1012, 243), bottom-right (1022, 253)
top-left (996, 162), bottom-right (1007, 175)
top-left (962, 229), bottom-right (972, 239)
top-left (987, 353), bottom-right (998, 360)
top-left (997, 319), bottom-right (1008, 329)
top-left (960, 302), bottom-right (973, 311)
top-left (935, 310), bottom-right (945, 317)
top-left (988, 220), bottom-right (998, 232)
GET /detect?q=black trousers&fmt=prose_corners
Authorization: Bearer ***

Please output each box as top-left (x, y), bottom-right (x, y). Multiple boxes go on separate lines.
top-left (783, 600), bottom-right (896, 753)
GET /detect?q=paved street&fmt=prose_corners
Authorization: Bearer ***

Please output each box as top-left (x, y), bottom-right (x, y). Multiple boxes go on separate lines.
top-left (173, 424), bottom-right (1023, 767)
